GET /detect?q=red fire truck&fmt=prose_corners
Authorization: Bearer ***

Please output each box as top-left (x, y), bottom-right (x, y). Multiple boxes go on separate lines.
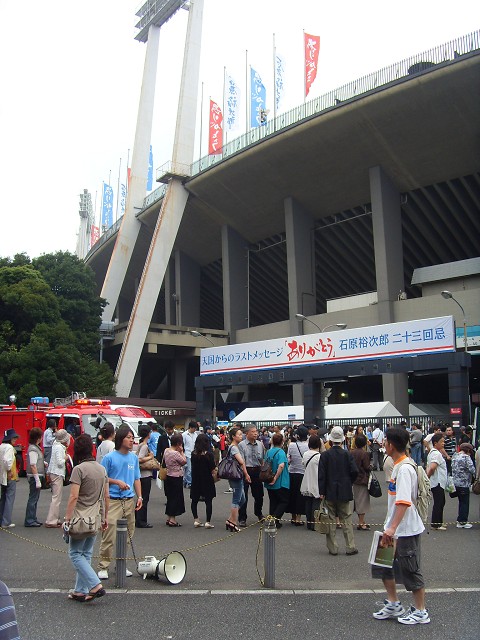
top-left (0, 394), bottom-right (125, 474)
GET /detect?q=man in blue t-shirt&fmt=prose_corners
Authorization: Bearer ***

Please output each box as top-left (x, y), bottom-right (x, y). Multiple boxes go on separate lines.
top-left (97, 425), bottom-right (141, 580)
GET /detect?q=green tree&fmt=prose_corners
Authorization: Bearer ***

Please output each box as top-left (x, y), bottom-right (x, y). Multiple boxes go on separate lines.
top-left (0, 254), bottom-right (115, 405)
top-left (33, 251), bottom-right (105, 357)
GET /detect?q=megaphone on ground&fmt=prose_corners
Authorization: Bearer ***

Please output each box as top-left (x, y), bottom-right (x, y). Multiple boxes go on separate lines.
top-left (137, 552), bottom-right (187, 584)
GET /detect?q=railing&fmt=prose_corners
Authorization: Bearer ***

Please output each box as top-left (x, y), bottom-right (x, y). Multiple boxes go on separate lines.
top-left (90, 30), bottom-right (479, 253)
top-left (191, 30), bottom-right (479, 175)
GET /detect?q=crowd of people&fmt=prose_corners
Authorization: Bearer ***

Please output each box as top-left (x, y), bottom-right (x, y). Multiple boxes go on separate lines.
top-left (1, 416), bottom-right (479, 620)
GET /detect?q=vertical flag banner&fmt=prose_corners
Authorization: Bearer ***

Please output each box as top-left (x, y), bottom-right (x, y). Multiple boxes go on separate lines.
top-left (304, 32), bottom-right (320, 97)
top-left (275, 53), bottom-right (286, 111)
top-left (90, 225), bottom-right (100, 247)
top-left (147, 145), bottom-right (153, 191)
top-left (208, 100), bottom-right (223, 155)
top-left (225, 74), bottom-right (241, 131)
top-left (101, 183), bottom-right (114, 228)
top-left (119, 184), bottom-right (126, 216)
top-left (250, 67), bottom-right (267, 128)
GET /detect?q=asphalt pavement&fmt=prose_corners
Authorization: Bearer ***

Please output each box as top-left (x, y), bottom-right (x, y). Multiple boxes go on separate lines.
top-left (1, 476), bottom-right (479, 639)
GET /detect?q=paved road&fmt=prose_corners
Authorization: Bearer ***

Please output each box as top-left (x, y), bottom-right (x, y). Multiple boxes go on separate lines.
top-left (1, 476), bottom-right (479, 639)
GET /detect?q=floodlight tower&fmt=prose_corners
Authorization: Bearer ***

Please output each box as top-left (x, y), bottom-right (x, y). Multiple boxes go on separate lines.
top-left (100, 1), bottom-right (188, 323)
top-left (76, 189), bottom-right (94, 259)
top-left (110, 0), bottom-right (204, 396)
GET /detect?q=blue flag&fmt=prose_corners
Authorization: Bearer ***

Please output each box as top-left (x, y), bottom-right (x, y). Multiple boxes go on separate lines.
top-left (101, 183), bottom-right (114, 228)
top-left (147, 145), bottom-right (153, 191)
top-left (250, 67), bottom-right (267, 128)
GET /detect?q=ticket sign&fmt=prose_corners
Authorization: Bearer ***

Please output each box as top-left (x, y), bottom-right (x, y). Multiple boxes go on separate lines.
top-left (200, 316), bottom-right (455, 376)
top-left (450, 407), bottom-right (462, 415)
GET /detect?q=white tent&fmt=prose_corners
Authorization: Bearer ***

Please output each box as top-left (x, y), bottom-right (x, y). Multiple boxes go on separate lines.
top-left (233, 401), bottom-right (402, 423)
top-left (409, 403), bottom-right (449, 417)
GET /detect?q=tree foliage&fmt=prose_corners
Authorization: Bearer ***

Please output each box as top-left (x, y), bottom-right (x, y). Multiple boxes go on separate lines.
top-left (0, 252), bottom-right (115, 405)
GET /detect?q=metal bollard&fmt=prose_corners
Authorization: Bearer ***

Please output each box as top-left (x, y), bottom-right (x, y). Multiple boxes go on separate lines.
top-left (115, 518), bottom-right (127, 588)
top-left (263, 517), bottom-right (277, 589)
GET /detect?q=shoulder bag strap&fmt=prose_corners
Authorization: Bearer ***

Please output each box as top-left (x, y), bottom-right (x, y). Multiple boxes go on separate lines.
top-left (304, 452), bottom-right (320, 469)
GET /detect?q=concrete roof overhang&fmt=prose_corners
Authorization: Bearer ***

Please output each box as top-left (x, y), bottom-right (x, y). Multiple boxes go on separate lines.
top-left (86, 53), bottom-right (480, 292)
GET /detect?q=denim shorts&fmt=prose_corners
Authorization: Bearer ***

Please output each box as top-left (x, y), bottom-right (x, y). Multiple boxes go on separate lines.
top-left (229, 479), bottom-right (246, 509)
top-left (371, 534), bottom-right (424, 592)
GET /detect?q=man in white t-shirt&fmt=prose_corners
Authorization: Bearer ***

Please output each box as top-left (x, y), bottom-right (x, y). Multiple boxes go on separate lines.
top-left (182, 421), bottom-right (198, 488)
top-left (372, 427), bottom-right (430, 625)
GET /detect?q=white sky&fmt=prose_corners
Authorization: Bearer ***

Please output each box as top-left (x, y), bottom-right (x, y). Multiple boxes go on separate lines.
top-left (0, 0), bottom-right (477, 259)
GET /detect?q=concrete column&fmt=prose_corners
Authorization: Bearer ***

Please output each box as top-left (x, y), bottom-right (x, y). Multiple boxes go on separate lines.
top-left (175, 250), bottom-right (200, 327)
top-left (448, 366), bottom-right (470, 424)
top-left (172, 358), bottom-right (187, 401)
top-left (303, 378), bottom-right (322, 424)
top-left (164, 260), bottom-right (176, 325)
top-left (114, 2), bottom-right (204, 396)
top-left (370, 165), bottom-right (408, 413)
top-left (222, 225), bottom-right (248, 340)
top-left (101, 24), bottom-right (161, 321)
top-left (130, 364), bottom-right (142, 397)
top-left (284, 197), bottom-right (315, 336)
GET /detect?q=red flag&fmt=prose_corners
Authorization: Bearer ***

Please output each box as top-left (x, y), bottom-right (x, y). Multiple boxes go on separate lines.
top-left (208, 99), bottom-right (223, 155)
top-left (90, 225), bottom-right (100, 247)
top-left (304, 32), bottom-right (320, 97)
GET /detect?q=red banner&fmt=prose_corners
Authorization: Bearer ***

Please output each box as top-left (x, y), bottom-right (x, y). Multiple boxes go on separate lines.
top-left (304, 32), bottom-right (320, 97)
top-left (208, 99), bottom-right (223, 155)
top-left (90, 225), bottom-right (100, 248)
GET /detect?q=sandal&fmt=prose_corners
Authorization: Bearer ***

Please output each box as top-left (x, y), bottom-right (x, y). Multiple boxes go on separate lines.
top-left (68, 593), bottom-right (86, 602)
top-left (166, 520), bottom-right (181, 527)
top-left (85, 587), bottom-right (106, 602)
top-left (357, 524), bottom-right (371, 530)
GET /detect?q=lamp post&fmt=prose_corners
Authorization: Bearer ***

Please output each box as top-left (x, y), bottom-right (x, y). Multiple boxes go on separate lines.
top-left (294, 315), bottom-right (347, 427)
top-left (190, 331), bottom-right (217, 427)
top-left (441, 291), bottom-right (468, 351)
top-left (441, 291), bottom-right (471, 423)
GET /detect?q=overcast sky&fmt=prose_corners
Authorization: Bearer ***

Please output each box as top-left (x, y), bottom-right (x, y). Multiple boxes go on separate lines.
top-left (0, 0), bottom-right (477, 259)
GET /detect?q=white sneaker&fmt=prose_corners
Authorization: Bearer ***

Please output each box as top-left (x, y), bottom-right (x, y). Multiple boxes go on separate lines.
top-left (456, 522), bottom-right (473, 529)
top-left (398, 606), bottom-right (430, 625)
top-left (6, 523), bottom-right (15, 528)
top-left (204, 522), bottom-right (215, 529)
top-left (373, 600), bottom-right (406, 620)
top-left (125, 569), bottom-right (133, 577)
top-left (97, 570), bottom-right (109, 580)
top-left (224, 488), bottom-right (233, 493)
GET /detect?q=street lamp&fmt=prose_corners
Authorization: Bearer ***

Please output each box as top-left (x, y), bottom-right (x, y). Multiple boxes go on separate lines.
top-left (294, 316), bottom-right (347, 428)
top-left (190, 330), bottom-right (216, 427)
top-left (295, 314), bottom-right (347, 333)
top-left (441, 291), bottom-right (468, 351)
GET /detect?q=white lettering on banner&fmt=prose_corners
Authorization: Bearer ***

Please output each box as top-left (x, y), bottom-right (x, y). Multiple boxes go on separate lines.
top-left (199, 316), bottom-right (455, 375)
top-left (151, 409), bottom-right (177, 416)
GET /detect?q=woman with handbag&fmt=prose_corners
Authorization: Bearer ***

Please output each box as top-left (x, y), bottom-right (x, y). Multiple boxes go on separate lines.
top-left (350, 434), bottom-right (372, 530)
top-left (45, 429), bottom-right (71, 528)
top-left (164, 434), bottom-right (187, 526)
top-left (190, 433), bottom-right (216, 529)
top-left (451, 443), bottom-right (475, 528)
top-left (225, 427), bottom-right (251, 532)
top-left (136, 425), bottom-right (154, 528)
top-left (64, 434), bottom-right (108, 602)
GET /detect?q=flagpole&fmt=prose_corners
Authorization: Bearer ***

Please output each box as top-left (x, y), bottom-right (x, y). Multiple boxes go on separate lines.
top-left (273, 33), bottom-right (277, 127)
top-left (303, 29), bottom-right (306, 103)
top-left (126, 149), bottom-right (130, 195)
top-left (245, 49), bottom-right (249, 132)
top-left (199, 81), bottom-right (204, 165)
top-left (222, 67), bottom-right (227, 158)
top-left (115, 158), bottom-right (122, 222)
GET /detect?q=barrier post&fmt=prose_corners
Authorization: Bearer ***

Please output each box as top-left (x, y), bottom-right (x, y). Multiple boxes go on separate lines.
top-left (263, 517), bottom-right (277, 588)
top-left (115, 518), bottom-right (127, 588)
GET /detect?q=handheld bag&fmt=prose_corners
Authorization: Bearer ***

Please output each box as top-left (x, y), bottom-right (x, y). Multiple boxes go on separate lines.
top-left (217, 447), bottom-right (243, 480)
top-left (259, 450), bottom-right (279, 483)
top-left (140, 456), bottom-right (161, 471)
top-left (368, 471), bottom-right (382, 498)
top-left (69, 479), bottom-right (105, 540)
top-left (314, 499), bottom-right (334, 534)
top-left (158, 451), bottom-right (168, 481)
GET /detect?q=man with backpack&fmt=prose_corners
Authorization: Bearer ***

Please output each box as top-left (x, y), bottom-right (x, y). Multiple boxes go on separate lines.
top-left (372, 427), bottom-right (430, 625)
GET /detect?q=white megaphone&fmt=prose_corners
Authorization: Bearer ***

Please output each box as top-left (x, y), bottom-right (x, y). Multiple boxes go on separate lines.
top-left (137, 552), bottom-right (187, 584)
